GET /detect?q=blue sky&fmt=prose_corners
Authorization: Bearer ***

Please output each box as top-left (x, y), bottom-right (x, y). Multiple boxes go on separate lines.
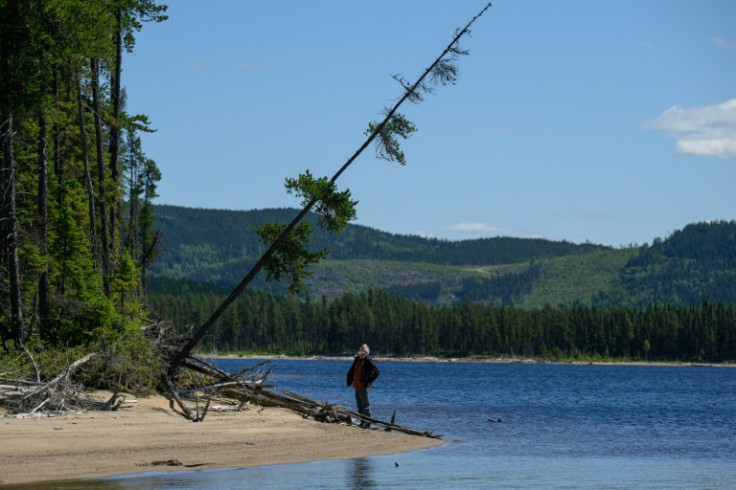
top-left (123, 0), bottom-right (736, 247)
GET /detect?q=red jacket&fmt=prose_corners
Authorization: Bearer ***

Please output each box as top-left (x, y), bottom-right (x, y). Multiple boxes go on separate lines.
top-left (346, 356), bottom-right (380, 388)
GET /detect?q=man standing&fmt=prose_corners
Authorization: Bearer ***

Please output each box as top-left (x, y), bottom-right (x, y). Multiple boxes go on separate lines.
top-left (346, 344), bottom-right (380, 427)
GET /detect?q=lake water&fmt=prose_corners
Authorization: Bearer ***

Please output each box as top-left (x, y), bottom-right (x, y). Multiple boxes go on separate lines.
top-left (94, 359), bottom-right (735, 489)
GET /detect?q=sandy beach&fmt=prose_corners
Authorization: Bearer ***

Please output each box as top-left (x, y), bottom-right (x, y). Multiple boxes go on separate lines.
top-left (0, 392), bottom-right (442, 486)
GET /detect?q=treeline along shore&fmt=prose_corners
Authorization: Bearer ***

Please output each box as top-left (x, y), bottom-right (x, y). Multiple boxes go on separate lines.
top-left (148, 285), bottom-right (736, 363)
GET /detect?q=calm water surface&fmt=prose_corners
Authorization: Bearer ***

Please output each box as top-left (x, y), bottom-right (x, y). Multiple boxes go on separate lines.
top-left (90, 359), bottom-right (735, 489)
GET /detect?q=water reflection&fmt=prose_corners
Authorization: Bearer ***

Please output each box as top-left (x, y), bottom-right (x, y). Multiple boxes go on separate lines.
top-left (347, 458), bottom-right (376, 488)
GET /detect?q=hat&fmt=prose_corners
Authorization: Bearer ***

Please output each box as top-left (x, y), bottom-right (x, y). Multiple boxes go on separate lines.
top-left (358, 344), bottom-right (370, 356)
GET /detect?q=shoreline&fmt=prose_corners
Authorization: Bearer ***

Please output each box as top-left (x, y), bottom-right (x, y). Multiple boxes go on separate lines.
top-left (0, 391), bottom-right (442, 486)
top-left (2, 357), bottom-right (730, 485)
top-left (205, 353), bottom-right (736, 368)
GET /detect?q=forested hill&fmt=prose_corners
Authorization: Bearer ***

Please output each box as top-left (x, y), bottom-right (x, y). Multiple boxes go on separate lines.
top-left (153, 205), bottom-right (605, 266)
top-left (151, 205), bottom-right (736, 308)
top-left (596, 220), bottom-right (736, 307)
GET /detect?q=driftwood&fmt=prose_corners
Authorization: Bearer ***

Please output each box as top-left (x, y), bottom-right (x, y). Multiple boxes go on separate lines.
top-left (280, 389), bottom-right (441, 438)
top-left (1, 333), bottom-right (439, 438)
top-left (166, 356), bottom-right (440, 439)
top-left (21, 352), bottom-right (96, 401)
top-left (0, 352), bottom-right (106, 416)
top-left (165, 374), bottom-right (211, 422)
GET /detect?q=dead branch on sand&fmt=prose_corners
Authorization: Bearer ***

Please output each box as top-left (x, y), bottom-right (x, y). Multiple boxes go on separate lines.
top-left (0, 352), bottom-right (113, 416)
top-left (2, 323), bottom-right (439, 439)
top-left (165, 355), bottom-right (440, 439)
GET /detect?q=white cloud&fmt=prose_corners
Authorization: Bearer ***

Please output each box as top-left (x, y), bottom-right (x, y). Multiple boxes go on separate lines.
top-left (446, 222), bottom-right (510, 234)
top-left (411, 229), bottom-right (435, 238)
top-left (645, 99), bottom-right (736, 158)
top-left (676, 138), bottom-right (736, 157)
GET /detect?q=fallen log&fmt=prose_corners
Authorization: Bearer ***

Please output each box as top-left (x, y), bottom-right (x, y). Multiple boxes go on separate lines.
top-left (276, 389), bottom-right (441, 438)
top-left (166, 357), bottom-right (440, 438)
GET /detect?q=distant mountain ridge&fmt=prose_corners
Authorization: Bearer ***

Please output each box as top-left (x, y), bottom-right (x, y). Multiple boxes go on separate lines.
top-left (151, 205), bottom-right (736, 307)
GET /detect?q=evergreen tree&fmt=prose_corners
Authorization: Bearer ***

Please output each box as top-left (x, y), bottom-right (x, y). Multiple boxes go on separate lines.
top-left (0, 0), bottom-right (168, 351)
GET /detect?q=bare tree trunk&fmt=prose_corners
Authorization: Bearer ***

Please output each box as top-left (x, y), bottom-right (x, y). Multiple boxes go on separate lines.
top-left (77, 70), bottom-right (98, 263)
top-left (139, 229), bottom-right (159, 298)
top-left (108, 10), bottom-right (123, 254)
top-left (2, 115), bottom-right (24, 343)
top-left (91, 58), bottom-right (111, 296)
top-left (37, 109), bottom-right (50, 339)
top-left (51, 74), bottom-right (64, 205)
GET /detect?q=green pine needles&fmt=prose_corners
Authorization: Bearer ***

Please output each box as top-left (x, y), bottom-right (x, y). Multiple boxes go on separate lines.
top-left (251, 170), bottom-right (358, 294)
top-left (365, 113), bottom-right (417, 165)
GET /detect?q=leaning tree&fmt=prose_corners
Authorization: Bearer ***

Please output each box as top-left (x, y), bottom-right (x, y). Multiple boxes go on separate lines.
top-left (167, 3), bottom-right (494, 376)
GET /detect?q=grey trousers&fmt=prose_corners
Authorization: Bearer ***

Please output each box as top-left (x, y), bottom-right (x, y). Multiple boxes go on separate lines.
top-left (354, 387), bottom-right (371, 417)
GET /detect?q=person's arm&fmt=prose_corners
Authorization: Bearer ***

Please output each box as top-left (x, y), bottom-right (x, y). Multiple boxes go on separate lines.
top-left (346, 361), bottom-right (355, 387)
top-left (367, 359), bottom-right (380, 384)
